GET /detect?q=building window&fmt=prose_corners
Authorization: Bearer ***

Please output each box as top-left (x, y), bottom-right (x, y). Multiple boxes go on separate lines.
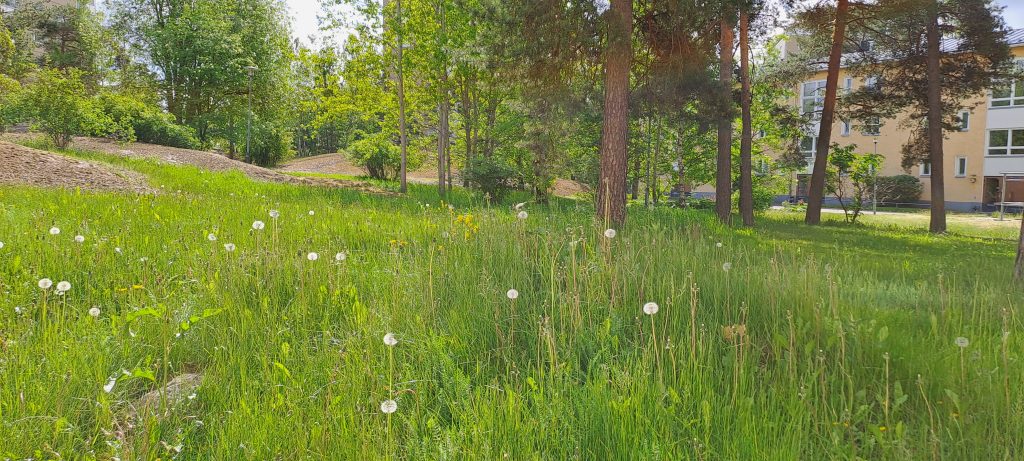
top-left (865, 76), bottom-right (881, 92)
top-left (920, 161), bottom-right (931, 177)
top-left (955, 156), bottom-right (967, 177)
top-left (844, 77), bottom-right (853, 94)
top-left (800, 136), bottom-right (817, 158)
top-left (987, 129), bottom-right (1024, 155)
top-left (959, 111), bottom-right (970, 131)
top-left (991, 60), bottom-right (1024, 107)
top-left (801, 80), bottom-right (827, 119)
top-left (862, 116), bottom-right (881, 136)
top-left (841, 119), bottom-right (851, 136)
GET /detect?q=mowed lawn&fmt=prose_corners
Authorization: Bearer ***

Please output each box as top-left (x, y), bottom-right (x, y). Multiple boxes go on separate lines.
top-left (1, 146), bottom-right (1022, 459)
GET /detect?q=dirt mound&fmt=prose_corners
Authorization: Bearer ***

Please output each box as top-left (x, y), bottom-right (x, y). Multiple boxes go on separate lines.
top-left (0, 141), bottom-right (153, 193)
top-left (552, 179), bottom-right (590, 197)
top-left (281, 152), bottom-right (438, 183)
top-left (2, 134), bottom-right (393, 195)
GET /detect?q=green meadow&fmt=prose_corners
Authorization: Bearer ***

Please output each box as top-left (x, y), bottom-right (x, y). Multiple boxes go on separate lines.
top-left (1, 146), bottom-right (1022, 459)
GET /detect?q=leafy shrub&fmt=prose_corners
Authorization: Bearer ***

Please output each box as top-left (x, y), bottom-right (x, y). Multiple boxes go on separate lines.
top-left (20, 68), bottom-right (115, 147)
top-left (248, 123), bottom-right (293, 167)
top-left (0, 74), bottom-right (22, 132)
top-left (463, 155), bottom-right (521, 200)
top-left (95, 92), bottom-right (201, 149)
top-left (876, 174), bottom-right (923, 205)
top-left (348, 131), bottom-right (402, 180)
top-left (680, 197), bottom-right (716, 210)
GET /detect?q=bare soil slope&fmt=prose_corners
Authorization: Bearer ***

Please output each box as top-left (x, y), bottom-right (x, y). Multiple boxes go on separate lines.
top-left (0, 141), bottom-right (153, 193)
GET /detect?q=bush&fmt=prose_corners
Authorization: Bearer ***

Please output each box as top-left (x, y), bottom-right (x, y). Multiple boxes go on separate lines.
top-left (95, 92), bottom-right (201, 149)
top-left (463, 155), bottom-right (521, 200)
top-left (20, 68), bottom-right (114, 147)
top-left (347, 131), bottom-right (402, 180)
top-left (0, 74), bottom-right (22, 132)
top-left (876, 174), bottom-right (923, 205)
top-left (248, 123), bottom-right (293, 167)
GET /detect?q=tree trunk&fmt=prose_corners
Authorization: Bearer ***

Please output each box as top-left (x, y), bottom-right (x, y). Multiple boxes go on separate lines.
top-left (739, 10), bottom-right (754, 226)
top-left (396, 0), bottom-right (409, 193)
top-left (1015, 213), bottom-right (1024, 281)
top-left (716, 13), bottom-right (734, 224)
top-left (596, 0), bottom-right (632, 227)
top-left (461, 74), bottom-right (473, 186)
top-left (926, 2), bottom-right (947, 233)
top-left (805, 0), bottom-right (848, 225)
top-left (437, 2), bottom-right (449, 198)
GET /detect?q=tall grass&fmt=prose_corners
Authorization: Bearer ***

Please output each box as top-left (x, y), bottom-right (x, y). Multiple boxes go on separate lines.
top-left (0, 146), bottom-right (1021, 459)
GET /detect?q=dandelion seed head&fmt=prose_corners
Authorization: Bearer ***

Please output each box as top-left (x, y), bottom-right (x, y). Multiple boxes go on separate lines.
top-left (506, 288), bottom-right (519, 300)
top-left (643, 302), bottom-right (659, 315)
top-left (207, 233), bottom-right (217, 242)
top-left (114, 247), bottom-right (122, 254)
top-left (380, 399), bottom-right (398, 414)
top-left (74, 235), bottom-right (85, 243)
top-left (604, 228), bottom-right (617, 239)
top-left (307, 252), bottom-right (319, 261)
top-left (722, 262), bottom-right (732, 272)
top-left (89, 307), bottom-right (101, 318)
top-left (0, 241), bottom-right (4, 249)
top-left (269, 209), bottom-right (280, 219)
top-left (56, 281), bottom-right (71, 293)
top-left (514, 202), bottom-right (526, 211)
top-left (955, 337), bottom-right (969, 348)
top-left (252, 220), bottom-right (265, 231)
top-left (38, 278), bottom-right (52, 290)
top-left (383, 332), bottom-right (398, 347)
top-left (224, 243), bottom-right (236, 252)
top-left (308, 210), bottom-right (315, 216)
top-left (49, 227), bottom-right (60, 235)
top-left (517, 211), bottom-right (528, 220)
top-left (716, 242), bottom-right (723, 248)
top-left (335, 252), bottom-right (347, 261)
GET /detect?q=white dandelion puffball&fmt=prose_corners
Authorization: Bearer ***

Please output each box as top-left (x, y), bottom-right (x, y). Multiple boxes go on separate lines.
top-left (604, 228), bottom-right (617, 239)
top-left (506, 288), bottom-right (519, 300)
top-left (722, 262), bottom-right (732, 272)
top-left (517, 211), bottom-right (528, 220)
top-left (307, 252), bottom-right (319, 261)
top-left (269, 209), bottom-right (280, 219)
top-left (224, 243), bottom-right (236, 252)
top-left (114, 247), bottom-right (122, 254)
top-left (380, 399), bottom-right (398, 414)
top-left (103, 376), bottom-right (116, 393)
top-left (56, 281), bottom-right (71, 293)
top-left (38, 278), bottom-right (53, 290)
top-left (0, 241), bottom-right (4, 249)
top-left (308, 210), bottom-right (315, 216)
top-left (955, 337), bottom-right (970, 348)
top-left (335, 252), bottom-right (347, 261)
top-left (252, 220), bottom-right (265, 231)
top-left (207, 233), bottom-right (217, 242)
top-left (74, 235), bottom-right (85, 243)
top-left (514, 202), bottom-right (526, 211)
top-left (89, 307), bottom-right (101, 318)
top-left (49, 227), bottom-right (60, 235)
top-left (643, 302), bottom-right (659, 315)
top-left (383, 333), bottom-right (398, 347)
top-left (716, 242), bottom-right (723, 248)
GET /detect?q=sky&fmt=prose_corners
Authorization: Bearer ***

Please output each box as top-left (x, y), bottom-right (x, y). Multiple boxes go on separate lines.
top-left (282, 0), bottom-right (1024, 49)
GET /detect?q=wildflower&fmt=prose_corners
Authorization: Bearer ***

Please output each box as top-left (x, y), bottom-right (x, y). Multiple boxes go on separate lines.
top-left (89, 307), bottom-right (101, 318)
top-left (722, 262), bottom-right (732, 272)
top-left (56, 281), bottom-right (71, 294)
top-left (74, 235), bottom-right (85, 243)
top-left (207, 233), bottom-right (217, 242)
top-left (380, 399), bottom-right (398, 414)
top-left (517, 211), bottom-right (528, 220)
top-left (643, 302), bottom-right (659, 315)
top-left (0, 241), bottom-right (4, 249)
top-left (49, 227), bottom-right (60, 235)
top-left (506, 288), bottom-right (519, 300)
top-left (269, 209), bottom-right (280, 219)
top-left (252, 220), bottom-right (265, 231)
top-left (335, 252), bottom-right (347, 262)
top-left (38, 278), bottom-right (53, 290)
top-left (14, 306), bottom-right (21, 314)
top-left (224, 243), bottom-right (236, 252)
top-left (514, 202), bottom-right (526, 211)
top-left (103, 377), bottom-right (117, 393)
top-left (604, 228), bottom-right (617, 239)
top-left (383, 333), bottom-right (398, 347)
top-left (716, 242), bottom-right (723, 248)
top-left (307, 252), bottom-right (319, 261)
top-left (115, 247), bottom-right (122, 254)
top-left (955, 337), bottom-right (969, 348)
top-left (308, 210), bottom-right (315, 216)
top-left (722, 324), bottom-right (747, 341)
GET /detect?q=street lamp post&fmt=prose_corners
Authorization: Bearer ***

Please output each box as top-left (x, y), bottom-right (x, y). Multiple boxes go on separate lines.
top-left (245, 65), bottom-right (258, 164)
top-left (873, 138), bottom-right (879, 215)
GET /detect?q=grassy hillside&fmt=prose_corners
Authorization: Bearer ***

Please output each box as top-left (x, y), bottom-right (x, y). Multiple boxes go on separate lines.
top-left (1, 146), bottom-right (1022, 459)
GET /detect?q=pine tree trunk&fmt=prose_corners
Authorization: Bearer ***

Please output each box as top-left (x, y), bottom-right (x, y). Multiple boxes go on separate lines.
top-left (805, 0), bottom-right (848, 225)
top-left (739, 10), bottom-right (754, 227)
top-left (716, 14), bottom-right (734, 224)
top-left (396, 0), bottom-right (409, 193)
top-left (596, 0), bottom-right (632, 227)
top-left (926, 2), bottom-right (947, 233)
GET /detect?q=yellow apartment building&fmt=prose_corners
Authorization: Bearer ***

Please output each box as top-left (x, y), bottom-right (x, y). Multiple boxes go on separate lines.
top-left (788, 30), bottom-right (1024, 212)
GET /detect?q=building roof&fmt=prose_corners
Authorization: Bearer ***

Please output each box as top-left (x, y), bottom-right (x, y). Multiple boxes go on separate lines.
top-left (1006, 28), bottom-right (1024, 46)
